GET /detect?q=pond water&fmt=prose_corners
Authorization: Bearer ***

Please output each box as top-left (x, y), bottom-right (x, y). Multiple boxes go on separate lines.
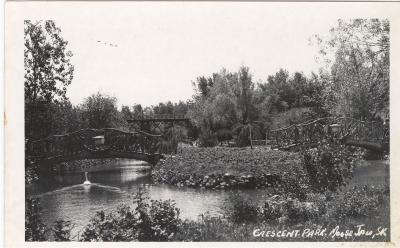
top-left (26, 159), bottom-right (389, 238)
top-left (26, 160), bottom-right (270, 237)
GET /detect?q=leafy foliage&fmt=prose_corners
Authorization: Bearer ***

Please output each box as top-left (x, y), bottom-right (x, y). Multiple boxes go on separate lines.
top-left (80, 189), bottom-right (180, 241)
top-left (326, 185), bottom-right (389, 219)
top-left (313, 19), bottom-right (389, 120)
top-left (26, 184), bottom-right (389, 242)
top-left (52, 220), bottom-right (73, 241)
top-left (80, 92), bottom-right (121, 129)
top-left (260, 195), bottom-right (320, 224)
top-left (188, 66), bottom-right (329, 146)
top-left (24, 20), bottom-right (76, 140)
top-left (153, 147), bottom-right (304, 188)
top-left (24, 20), bottom-right (74, 103)
top-left (302, 140), bottom-right (357, 192)
top-left (176, 215), bottom-right (233, 241)
top-left (226, 193), bottom-right (259, 223)
top-left (25, 198), bottom-right (48, 241)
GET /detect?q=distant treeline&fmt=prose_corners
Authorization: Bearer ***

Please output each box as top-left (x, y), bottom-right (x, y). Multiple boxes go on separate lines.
top-left (25, 19), bottom-right (389, 148)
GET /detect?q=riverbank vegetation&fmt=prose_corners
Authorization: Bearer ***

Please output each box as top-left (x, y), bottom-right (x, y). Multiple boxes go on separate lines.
top-left (152, 147), bottom-right (305, 190)
top-left (152, 140), bottom-right (359, 194)
top-left (26, 183), bottom-right (389, 241)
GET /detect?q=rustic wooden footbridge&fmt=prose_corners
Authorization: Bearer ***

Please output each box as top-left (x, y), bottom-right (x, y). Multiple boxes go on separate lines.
top-left (27, 115), bottom-right (389, 168)
top-left (268, 117), bottom-right (389, 153)
top-left (26, 114), bottom-right (190, 166)
top-left (26, 128), bottom-right (164, 165)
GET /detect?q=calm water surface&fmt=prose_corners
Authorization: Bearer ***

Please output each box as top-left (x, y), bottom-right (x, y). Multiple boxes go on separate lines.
top-left (26, 159), bottom-right (389, 237)
top-left (27, 160), bottom-right (269, 236)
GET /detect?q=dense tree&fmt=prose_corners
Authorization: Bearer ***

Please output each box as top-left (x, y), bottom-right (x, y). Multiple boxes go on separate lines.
top-left (188, 67), bottom-right (263, 146)
top-left (187, 63), bottom-right (338, 147)
top-left (24, 20), bottom-right (74, 139)
top-left (314, 19), bottom-right (389, 120)
top-left (24, 18), bottom-right (389, 150)
top-left (80, 92), bottom-right (121, 129)
top-left (24, 20), bottom-right (74, 103)
top-left (237, 67), bottom-right (257, 123)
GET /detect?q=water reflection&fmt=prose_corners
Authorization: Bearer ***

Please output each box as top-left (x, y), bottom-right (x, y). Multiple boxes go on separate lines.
top-left (27, 160), bottom-right (269, 234)
top-left (26, 159), bottom-right (388, 237)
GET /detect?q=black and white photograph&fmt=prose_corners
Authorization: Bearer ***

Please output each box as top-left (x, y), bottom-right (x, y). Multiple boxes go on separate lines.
top-left (4, 1), bottom-right (400, 246)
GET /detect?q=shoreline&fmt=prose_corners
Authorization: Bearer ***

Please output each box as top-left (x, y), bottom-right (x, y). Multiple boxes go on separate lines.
top-left (151, 146), bottom-right (306, 190)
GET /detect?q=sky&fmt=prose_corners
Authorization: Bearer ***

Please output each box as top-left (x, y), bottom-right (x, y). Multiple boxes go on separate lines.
top-left (51, 3), bottom-right (348, 107)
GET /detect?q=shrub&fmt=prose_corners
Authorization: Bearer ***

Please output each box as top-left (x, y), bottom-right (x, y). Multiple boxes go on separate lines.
top-left (25, 198), bottom-right (48, 241)
top-left (175, 215), bottom-right (229, 241)
top-left (260, 196), bottom-right (285, 221)
top-left (198, 128), bottom-right (218, 147)
top-left (226, 193), bottom-right (259, 223)
top-left (259, 195), bottom-right (320, 224)
top-left (233, 124), bottom-right (262, 147)
top-left (302, 140), bottom-right (356, 192)
top-left (279, 177), bottom-right (308, 201)
top-left (25, 158), bottom-right (39, 184)
top-left (326, 185), bottom-right (389, 219)
top-left (152, 146), bottom-right (304, 190)
top-left (79, 207), bottom-right (136, 241)
top-left (149, 199), bottom-right (181, 240)
top-left (52, 220), bottom-right (73, 241)
top-left (80, 189), bottom-right (181, 241)
top-left (285, 198), bottom-right (319, 223)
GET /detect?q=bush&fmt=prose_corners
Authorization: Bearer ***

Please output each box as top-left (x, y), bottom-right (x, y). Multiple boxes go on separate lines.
top-left (152, 146), bottom-right (305, 190)
top-left (25, 198), bottom-right (48, 241)
top-left (259, 196), bottom-right (285, 221)
top-left (326, 185), bottom-right (389, 219)
top-left (259, 184), bottom-right (389, 225)
top-left (149, 199), bottom-right (181, 240)
top-left (226, 194), bottom-right (259, 223)
top-left (80, 189), bottom-right (181, 241)
top-left (302, 140), bottom-right (356, 192)
top-left (25, 184), bottom-right (389, 241)
top-left (279, 177), bottom-right (308, 201)
top-left (25, 158), bottom-right (39, 184)
top-left (79, 207), bottom-right (136, 241)
top-left (52, 220), bottom-right (73, 241)
top-left (175, 215), bottom-right (230, 241)
top-left (259, 195), bottom-right (320, 224)
top-left (198, 128), bottom-right (218, 147)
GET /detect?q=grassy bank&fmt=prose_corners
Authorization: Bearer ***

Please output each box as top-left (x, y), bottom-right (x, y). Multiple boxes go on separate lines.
top-left (175, 184), bottom-right (390, 241)
top-left (26, 184), bottom-right (390, 242)
top-left (152, 147), bottom-right (307, 189)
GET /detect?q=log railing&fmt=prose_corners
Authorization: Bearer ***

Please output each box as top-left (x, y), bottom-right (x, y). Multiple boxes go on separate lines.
top-left (26, 128), bottom-right (162, 160)
top-left (268, 117), bottom-right (389, 150)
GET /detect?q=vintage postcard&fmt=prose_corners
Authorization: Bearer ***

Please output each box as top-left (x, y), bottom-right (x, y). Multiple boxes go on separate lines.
top-left (4, 1), bottom-right (400, 247)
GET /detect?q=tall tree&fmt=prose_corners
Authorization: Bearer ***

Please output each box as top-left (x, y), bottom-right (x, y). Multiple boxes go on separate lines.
top-left (24, 20), bottom-right (74, 103)
top-left (80, 92), bottom-right (120, 129)
top-left (237, 66), bottom-right (256, 123)
top-left (314, 19), bottom-right (389, 120)
top-left (24, 20), bottom-right (74, 139)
